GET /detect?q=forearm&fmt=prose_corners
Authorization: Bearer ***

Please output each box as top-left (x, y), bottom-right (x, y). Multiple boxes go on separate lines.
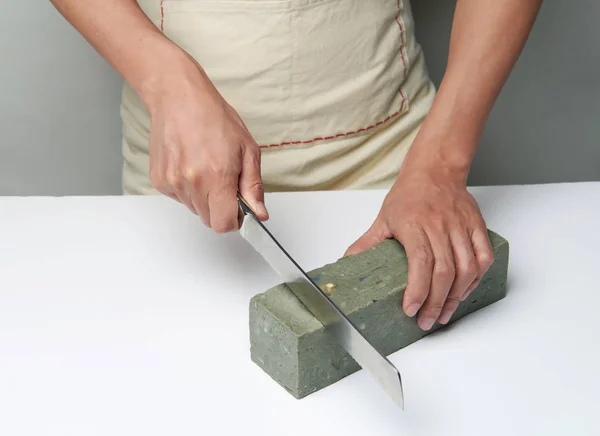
top-left (50, 0), bottom-right (200, 110)
top-left (403, 0), bottom-right (542, 180)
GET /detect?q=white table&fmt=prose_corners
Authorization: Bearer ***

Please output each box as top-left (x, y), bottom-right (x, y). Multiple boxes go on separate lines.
top-left (1, 183), bottom-right (599, 436)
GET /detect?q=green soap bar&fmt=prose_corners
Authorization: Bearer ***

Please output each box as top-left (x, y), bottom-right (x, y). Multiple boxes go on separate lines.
top-left (249, 230), bottom-right (509, 399)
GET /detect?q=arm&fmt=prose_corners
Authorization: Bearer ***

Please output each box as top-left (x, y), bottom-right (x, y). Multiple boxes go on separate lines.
top-left (403, 0), bottom-right (544, 178)
top-left (346, 0), bottom-right (543, 330)
top-left (51, 0), bottom-right (269, 229)
top-left (50, 0), bottom-right (190, 110)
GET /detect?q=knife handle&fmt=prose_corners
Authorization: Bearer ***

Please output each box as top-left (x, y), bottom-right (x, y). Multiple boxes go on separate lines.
top-left (237, 192), bottom-right (256, 228)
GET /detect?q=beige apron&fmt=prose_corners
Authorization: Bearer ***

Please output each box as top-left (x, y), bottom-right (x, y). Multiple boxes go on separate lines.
top-left (122, 0), bottom-right (436, 194)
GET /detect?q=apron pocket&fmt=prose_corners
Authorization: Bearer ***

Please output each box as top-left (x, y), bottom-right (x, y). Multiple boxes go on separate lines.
top-left (282, 0), bottom-right (410, 148)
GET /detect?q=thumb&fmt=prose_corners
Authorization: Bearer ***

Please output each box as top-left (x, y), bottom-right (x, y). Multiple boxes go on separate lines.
top-left (239, 144), bottom-right (269, 221)
top-left (344, 221), bottom-right (389, 257)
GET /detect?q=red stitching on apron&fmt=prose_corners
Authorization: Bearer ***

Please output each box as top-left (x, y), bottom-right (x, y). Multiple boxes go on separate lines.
top-left (263, 111), bottom-right (403, 147)
top-left (160, 0), bottom-right (165, 32)
top-left (396, 0), bottom-right (409, 81)
top-left (261, 1), bottom-right (409, 149)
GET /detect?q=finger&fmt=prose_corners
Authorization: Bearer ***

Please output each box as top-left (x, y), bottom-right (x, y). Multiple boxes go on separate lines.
top-left (461, 227), bottom-right (495, 300)
top-left (182, 180), bottom-right (211, 226)
top-left (417, 229), bottom-right (455, 331)
top-left (460, 277), bottom-right (479, 302)
top-left (207, 171), bottom-right (240, 234)
top-left (344, 221), bottom-right (390, 257)
top-left (175, 178), bottom-right (199, 217)
top-left (191, 193), bottom-right (210, 227)
top-left (180, 193), bottom-right (201, 217)
top-left (239, 143), bottom-right (269, 221)
top-left (438, 230), bottom-right (478, 324)
top-left (178, 164), bottom-right (210, 225)
top-left (398, 226), bottom-right (434, 319)
top-left (152, 160), bottom-right (194, 212)
top-left (163, 158), bottom-right (200, 217)
top-left (161, 189), bottom-right (183, 204)
top-left (150, 156), bottom-right (178, 202)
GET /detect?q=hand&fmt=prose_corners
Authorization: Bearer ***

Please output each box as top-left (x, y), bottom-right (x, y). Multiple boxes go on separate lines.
top-left (146, 59), bottom-right (269, 232)
top-left (345, 165), bottom-right (494, 331)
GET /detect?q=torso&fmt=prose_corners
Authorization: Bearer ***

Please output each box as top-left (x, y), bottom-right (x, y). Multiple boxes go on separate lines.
top-left (121, 0), bottom-right (436, 194)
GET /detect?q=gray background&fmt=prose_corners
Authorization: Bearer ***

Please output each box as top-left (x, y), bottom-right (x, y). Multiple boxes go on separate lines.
top-left (0, 1), bottom-right (598, 196)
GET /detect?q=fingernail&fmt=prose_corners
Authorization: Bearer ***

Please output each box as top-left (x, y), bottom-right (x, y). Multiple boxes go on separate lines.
top-left (405, 303), bottom-right (421, 317)
top-left (419, 317), bottom-right (435, 331)
top-left (256, 201), bottom-right (269, 218)
top-left (438, 310), bottom-right (453, 325)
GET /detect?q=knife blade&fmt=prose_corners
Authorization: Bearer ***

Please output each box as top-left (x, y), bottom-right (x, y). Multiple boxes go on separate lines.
top-left (237, 194), bottom-right (404, 409)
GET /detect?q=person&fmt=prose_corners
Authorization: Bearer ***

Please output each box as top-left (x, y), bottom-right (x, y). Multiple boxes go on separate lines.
top-left (51, 0), bottom-right (542, 331)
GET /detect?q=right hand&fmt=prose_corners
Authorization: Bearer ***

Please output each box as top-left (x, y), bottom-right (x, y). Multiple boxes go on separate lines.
top-left (146, 59), bottom-right (269, 232)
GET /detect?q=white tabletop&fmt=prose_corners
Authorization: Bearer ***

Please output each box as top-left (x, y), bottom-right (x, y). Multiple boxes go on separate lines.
top-left (1, 183), bottom-right (599, 436)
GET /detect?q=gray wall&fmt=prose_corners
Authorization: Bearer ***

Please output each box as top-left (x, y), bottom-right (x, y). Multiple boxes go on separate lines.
top-left (411, 0), bottom-right (600, 185)
top-left (0, 1), bottom-right (598, 196)
top-left (0, 2), bottom-right (123, 195)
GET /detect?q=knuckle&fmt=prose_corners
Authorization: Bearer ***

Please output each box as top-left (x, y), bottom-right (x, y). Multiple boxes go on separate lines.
top-left (196, 159), bottom-right (210, 175)
top-left (198, 156), bottom-right (223, 178)
top-left (429, 214), bottom-right (446, 230)
top-left (208, 158), bottom-right (236, 179)
top-left (182, 166), bottom-right (201, 184)
top-left (433, 261), bottom-right (455, 281)
top-left (445, 295), bottom-right (461, 306)
top-left (246, 179), bottom-right (264, 193)
top-left (166, 173), bottom-right (183, 192)
top-left (211, 165), bottom-right (228, 179)
top-left (458, 258), bottom-right (479, 280)
top-left (412, 245), bottom-right (433, 266)
top-left (398, 218), bottom-right (420, 232)
top-left (479, 251), bottom-right (495, 269)
top-left (421, 303), bottom-right (444, 316)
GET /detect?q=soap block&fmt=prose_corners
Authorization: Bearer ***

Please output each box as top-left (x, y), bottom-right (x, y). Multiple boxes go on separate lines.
top-left (249, 230), bottom-right (509, 399)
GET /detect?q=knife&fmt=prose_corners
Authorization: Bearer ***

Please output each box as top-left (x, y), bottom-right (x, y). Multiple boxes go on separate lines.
top-left (237, 193), bottom-right (404, 409)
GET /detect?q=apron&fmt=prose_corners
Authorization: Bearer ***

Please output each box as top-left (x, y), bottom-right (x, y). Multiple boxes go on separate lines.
top-left (121, 0), bottom-right (436, 194)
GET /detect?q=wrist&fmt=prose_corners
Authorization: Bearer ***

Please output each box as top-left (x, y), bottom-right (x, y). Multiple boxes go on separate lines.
top-left (134, 44), bottom-right (211, 116)
top-left (399, 93), bottom-right (482, 184)
top-left (400, 137), bottom-right (473, 186)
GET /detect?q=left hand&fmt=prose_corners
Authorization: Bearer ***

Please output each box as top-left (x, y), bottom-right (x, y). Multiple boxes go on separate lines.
top-left (345, 164), bottom-right (494, 331)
